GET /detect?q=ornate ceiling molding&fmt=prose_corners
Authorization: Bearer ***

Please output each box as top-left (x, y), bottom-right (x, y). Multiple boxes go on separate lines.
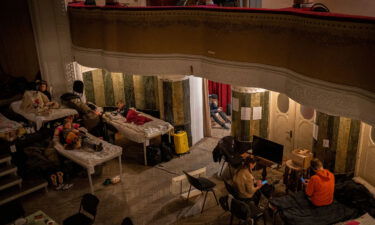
top-left (72, 46), bottom-right (375, 126)
top-left (68, 5), bottom-right (375, 95)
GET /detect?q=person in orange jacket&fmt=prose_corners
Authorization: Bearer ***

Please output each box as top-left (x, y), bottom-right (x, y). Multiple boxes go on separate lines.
top-left (303, 158), bottom-right (335, 206)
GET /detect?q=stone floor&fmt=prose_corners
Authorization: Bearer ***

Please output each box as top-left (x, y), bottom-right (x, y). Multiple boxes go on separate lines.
top-left (21, 123), bottom-right (286, 225)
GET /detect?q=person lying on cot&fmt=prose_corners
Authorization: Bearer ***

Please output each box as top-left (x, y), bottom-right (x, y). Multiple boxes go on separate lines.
top-left (116, 100), bottom-right (129, 116)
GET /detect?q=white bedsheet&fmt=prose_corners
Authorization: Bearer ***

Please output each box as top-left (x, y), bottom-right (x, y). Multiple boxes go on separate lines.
top-left (0, 113), bottom-right (22, 134)
top-left (54, 131), bottom-right (122, 174)
top-left (103, 112), bottom-right (173, 143)
top-left (335, 213), bottom-right (375, 225)
top-left (10, 100), bottom-right (78, 130)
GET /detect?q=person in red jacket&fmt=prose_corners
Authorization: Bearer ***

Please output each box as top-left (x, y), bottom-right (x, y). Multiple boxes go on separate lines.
top-left (304, 158), bottom-right (335, 206)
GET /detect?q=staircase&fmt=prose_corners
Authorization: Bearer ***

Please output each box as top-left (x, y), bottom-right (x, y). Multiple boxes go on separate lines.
top-left (0, 154), bottom-right (48, 206)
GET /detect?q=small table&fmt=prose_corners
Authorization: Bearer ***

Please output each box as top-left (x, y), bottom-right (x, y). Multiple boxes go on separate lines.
top-left (25, 210), bottom-right (58, 225)
top-left (283, 160), bottom-right (310, 193)
top-left (54, 131), bottom-right (123, 193)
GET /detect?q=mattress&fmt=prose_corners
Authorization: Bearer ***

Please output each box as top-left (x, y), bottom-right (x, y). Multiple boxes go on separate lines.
top-left (270, 192), bottom-right (359, 225)
top-left (0, 113), bottom-right (23, 142)
top-left (10, 100), bottom-right (78, 130)
top-left (103, 111), bottom-right (173, 143)
top-left (54, 129), bottom-right (122, 174)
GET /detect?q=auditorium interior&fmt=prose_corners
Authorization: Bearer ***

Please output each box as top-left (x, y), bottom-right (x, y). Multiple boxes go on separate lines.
top-left (0, 0), bottom-right (374, 225)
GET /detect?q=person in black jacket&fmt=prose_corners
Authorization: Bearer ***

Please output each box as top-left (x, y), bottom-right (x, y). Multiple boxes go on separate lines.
top-left (209, 94), bottom-right (231, 129)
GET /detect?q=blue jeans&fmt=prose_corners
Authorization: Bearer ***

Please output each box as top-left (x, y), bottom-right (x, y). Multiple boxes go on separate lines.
top-left (211, 111), bottom-right (230, 127)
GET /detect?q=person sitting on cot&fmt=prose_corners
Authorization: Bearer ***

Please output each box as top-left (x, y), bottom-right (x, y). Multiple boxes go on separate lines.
top-left (303, 158), bottom-right (335, 206)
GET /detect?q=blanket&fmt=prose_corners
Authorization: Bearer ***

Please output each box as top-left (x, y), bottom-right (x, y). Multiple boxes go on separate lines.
top-left (335, 179), bottom-right (375, 217)
top-left (11, 100), bottom-right (78, 130)
top-left (20, 91), bottom-right (59, 115)
top-left (126, 109), bottom-right (152, 125)
top-left (270, 192), bottom-right (359, 225)
top-left (0, 113), bottom-right (23, 142)
top-left (103, 111), bottom-right (173, 143)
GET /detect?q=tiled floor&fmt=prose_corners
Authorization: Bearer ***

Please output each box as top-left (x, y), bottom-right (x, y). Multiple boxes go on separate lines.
top-left (21, 123), bottom-right (285, 225)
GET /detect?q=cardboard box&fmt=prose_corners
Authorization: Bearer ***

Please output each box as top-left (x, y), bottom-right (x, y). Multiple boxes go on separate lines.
top-left (291, 149), bottom-right (313, 169)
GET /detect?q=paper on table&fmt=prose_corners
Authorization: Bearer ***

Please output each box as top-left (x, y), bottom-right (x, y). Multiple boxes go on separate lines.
top-left (313, 124), bottom-right (319, 140)
top-left (241, 107), bottom-right (251, 120)
top-left (253, 107), bottom-right (262, 120)
top-left (232, 97), bottom-right (239, 112)
top-left (323, 139), bottom-right (330, 148)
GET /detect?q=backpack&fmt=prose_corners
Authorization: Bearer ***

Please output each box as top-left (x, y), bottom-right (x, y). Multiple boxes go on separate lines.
top-left (160, 142), bottom-right (173, 162)
top-left (60, 93), bottom-right (80, 102)
top-left (146, 146), bottom-right (162, 166)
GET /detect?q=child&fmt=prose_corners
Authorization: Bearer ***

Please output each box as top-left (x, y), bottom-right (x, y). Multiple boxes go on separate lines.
top-left (116, 100), bottom-right (129, 116)
top-left (36, 80), bottom-right (52, 101)
top-left (61, 117), bottom-right (82, 150)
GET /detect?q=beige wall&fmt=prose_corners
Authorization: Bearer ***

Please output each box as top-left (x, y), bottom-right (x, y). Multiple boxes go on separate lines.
top-left (262, 0), bottom-right (292, 9)
top-left (119, 0), bottom-right (147, 6)
top-left (262, 0), bottom-right (375, 17)
top-left (0, 0), bottom-right (40, 81)
top-left (319, 0), bottom-right (375, 17)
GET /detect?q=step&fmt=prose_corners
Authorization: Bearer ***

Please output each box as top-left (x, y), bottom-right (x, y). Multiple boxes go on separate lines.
top-left (0, 175), bottom-right (22, 192)
top-left (0, 154), bottom-right (11, 165)
top-left (0, 178), bottom-right (48, 206)
top-left (0, 165), bottom-right (17, 178)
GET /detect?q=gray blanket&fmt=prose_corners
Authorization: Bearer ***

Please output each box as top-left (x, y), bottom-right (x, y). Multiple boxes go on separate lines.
top-left (270, 192), bottom-right (359, 225)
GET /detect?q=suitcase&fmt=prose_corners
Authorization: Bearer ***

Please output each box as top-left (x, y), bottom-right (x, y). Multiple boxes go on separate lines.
top-left (173, 131), bottom-right (189, 154)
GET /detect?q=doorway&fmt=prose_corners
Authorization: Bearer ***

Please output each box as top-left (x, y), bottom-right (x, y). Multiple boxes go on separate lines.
top-left (356, 124), bottom-right (375, 185)
top-left (269, 91), bottom-right (315, 160)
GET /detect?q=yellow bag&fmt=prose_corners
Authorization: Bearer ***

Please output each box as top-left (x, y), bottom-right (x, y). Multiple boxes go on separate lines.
top-left (173, 131), bottom-right (189, 154)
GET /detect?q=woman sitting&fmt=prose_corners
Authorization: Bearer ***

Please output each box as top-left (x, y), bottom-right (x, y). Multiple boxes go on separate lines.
top-left (233, 157), bottom-right (264, 205)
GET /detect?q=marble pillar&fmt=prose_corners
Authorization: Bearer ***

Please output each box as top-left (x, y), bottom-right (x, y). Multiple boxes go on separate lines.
top-left (231, 86), bottom-right (269, 141)
top-left (161, 76), bottom-right (192, 146)
top-left (313, 112), bottom-right (361, 173)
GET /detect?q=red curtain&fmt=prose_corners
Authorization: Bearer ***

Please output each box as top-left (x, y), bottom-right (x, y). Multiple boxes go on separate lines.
top-left (208, 81), bottom-right (231, 113)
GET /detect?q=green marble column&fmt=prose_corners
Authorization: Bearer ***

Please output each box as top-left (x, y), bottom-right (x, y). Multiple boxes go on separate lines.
top-left (162, 76), bottom-right (192, 146)
top-left (231, 87), bottom-right (269, 141)
top-left (313, 112), bottom-right (361, 173)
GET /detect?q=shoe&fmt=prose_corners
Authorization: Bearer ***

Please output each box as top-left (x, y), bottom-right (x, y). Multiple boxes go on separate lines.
top-left (62, 183), bottom-right (74, 190)
top-left (55, 184), bottom-right (64, 191)
top-left (50, 174), bottom-right (58, 187)
top-left (223, 125), bottom-right (230, 130)
top-left (103, 178), bottom-right (111, 185)
top-left (56, 171), bottom-right (64, 185)
top-left (95, 143), bottom-right (103, 152)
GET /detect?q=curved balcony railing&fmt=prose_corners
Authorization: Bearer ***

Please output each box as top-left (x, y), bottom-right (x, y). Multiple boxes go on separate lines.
top-left (68, 3), bottom-right (375, 125)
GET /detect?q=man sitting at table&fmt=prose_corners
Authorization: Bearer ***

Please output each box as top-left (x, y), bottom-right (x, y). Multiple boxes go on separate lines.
top-left (304, 158), bottom-right (335, 206)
